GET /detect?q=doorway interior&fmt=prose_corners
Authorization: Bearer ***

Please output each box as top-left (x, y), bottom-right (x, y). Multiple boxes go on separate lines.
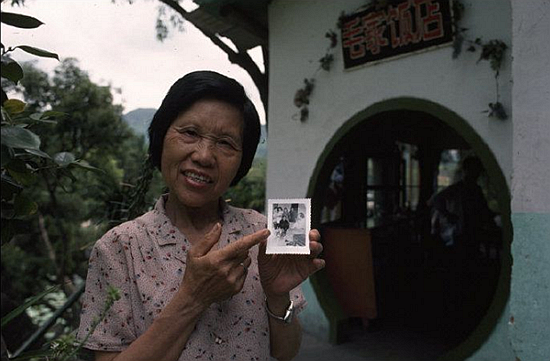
top-left (310, 109), bottom-right (507, 360)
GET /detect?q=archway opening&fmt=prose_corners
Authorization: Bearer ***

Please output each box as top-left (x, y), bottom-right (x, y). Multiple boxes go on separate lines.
top-left (309, 106), bottom-right (509, 360)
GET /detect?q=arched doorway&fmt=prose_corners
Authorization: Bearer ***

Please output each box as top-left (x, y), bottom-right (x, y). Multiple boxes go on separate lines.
top-left (307, 98), bottom-right (511, 360)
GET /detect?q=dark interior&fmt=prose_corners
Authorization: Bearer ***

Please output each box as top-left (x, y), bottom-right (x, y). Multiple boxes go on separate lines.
top-left (314, 110), bottom-right (503, 359)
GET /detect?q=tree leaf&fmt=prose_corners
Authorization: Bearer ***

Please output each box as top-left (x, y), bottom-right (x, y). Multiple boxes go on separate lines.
top-left (15, 45), bottom-right (59, 60)
top-left (71, 159), bottom-right (104, 173)
top-left (0, 12), bottom-right (44, 29)
top-left (1, 218), bottom-right (16, 245)
top-left (1, 57), bottom-right (24, 83)
top-left (7, 167), bottom-right (37, 187)
top-left (1, 144), bottom-right (13, 167)
top-left (14, 193), bottom-right (38, 216)
top-left (53, 151), bottom-right (76, 167)
top-left (1, 285), bottom-right (60, 328)
top-left (3, 99), bottom-right (26, 115)
top-left (40, 110), bottom-right (67, 120)
top-left (24, 148), bottom-right (51, 159)
top-left (1, 126), bottom-right (41, 150)
top-left (1, 173), bottom-right (23, 201)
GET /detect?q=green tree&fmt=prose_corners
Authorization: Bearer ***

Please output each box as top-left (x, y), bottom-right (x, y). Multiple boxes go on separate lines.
top-left (1, 6), bottom-right (159, 358)
top-left (224, 158), bottom-right (266, 212)
top-left (1, 59), bottom-right (154, 355)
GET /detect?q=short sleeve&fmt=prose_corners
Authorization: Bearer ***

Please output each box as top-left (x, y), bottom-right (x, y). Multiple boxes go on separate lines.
top-left (76, 231), bottom-right (137, 351)
top-left (290, 286), bottom-right (307, 315)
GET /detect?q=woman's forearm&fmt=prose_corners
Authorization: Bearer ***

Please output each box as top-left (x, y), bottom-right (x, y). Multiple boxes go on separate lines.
top-left (95, 290), bottom-right (206, 361)
top-left (266, 294), bottom-right (303, 361)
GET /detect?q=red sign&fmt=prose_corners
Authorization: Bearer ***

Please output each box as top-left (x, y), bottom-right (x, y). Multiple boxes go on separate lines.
top-left (341, 0), bottom-right (454, 69)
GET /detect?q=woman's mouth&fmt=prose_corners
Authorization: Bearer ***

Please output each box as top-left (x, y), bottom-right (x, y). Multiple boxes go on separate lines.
top-left (182, 170), bottom-right (213, 184)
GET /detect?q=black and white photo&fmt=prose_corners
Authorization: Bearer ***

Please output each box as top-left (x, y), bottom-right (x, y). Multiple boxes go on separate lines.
top-left (267, 198), bottom-right (311, 254)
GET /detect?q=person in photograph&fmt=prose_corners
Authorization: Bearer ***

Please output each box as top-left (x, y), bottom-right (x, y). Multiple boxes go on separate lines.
top-left (273, 205), bottom-right (283, 237)
top-left (279, 207), bottom-right (290, 237)
top-left (77, 71), bottom-right (325, 361)
top-left (293, 212), bottom-right (306, 233)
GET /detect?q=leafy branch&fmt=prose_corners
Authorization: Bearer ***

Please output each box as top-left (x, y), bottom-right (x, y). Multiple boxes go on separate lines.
top-left (51, 286), bottom-right (121, 361)
top-left (293, 30), bottom-right (338, 122)
top-left (452, 1), bottom-right (508, 120)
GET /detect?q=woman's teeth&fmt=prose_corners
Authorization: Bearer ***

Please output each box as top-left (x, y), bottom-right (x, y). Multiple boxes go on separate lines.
top-left (184, 171), bottom-right (212, 184)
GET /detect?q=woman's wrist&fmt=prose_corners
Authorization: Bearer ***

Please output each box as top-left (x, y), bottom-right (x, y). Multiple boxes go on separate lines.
top-left (173, 284), bottom-right (211, 316)
top-left (265, 293), bottom-right (291, 316)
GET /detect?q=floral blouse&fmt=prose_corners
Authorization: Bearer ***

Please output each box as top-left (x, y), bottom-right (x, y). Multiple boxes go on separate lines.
top-left (77, 195), bottom-right (306, 360)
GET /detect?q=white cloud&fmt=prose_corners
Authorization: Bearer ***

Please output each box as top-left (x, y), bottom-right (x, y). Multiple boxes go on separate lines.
top-left (1, 0), bottom-right (265, 122)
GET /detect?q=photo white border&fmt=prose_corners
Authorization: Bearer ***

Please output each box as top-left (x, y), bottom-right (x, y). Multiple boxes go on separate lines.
top-left (266, 198), bottom-right (311, 255)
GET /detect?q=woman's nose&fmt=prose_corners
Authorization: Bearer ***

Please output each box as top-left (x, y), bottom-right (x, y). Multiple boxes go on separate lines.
top-left (191, 138), bottom-right (216, 166)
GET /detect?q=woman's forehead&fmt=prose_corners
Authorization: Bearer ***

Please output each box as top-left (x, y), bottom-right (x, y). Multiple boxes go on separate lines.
top-left (172, 99), bottom-right (244, 136)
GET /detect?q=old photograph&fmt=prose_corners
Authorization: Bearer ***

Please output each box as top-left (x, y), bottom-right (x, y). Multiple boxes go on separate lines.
top-left (267, 198), bottom-right (311, 254)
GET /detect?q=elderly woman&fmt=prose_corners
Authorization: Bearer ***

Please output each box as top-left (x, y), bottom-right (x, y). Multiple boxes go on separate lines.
top-left (77, 71), bottom-right (325, 361)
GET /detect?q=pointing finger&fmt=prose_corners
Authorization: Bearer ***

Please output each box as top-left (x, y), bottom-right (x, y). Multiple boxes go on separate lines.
top-left (220, 229), bottom-right (270, 259)
top-left (190, 223), bottom-right (222, 257)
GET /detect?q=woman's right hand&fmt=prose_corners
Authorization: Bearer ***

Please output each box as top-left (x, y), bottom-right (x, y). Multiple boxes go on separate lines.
top-left (179, 223), bottom-right (269, 309)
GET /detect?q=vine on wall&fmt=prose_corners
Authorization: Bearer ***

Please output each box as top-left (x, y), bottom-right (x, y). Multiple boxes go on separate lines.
top-left (293, 30), bottom-right (337, 122)
top-left (452, 1), bottom-right (508, 120)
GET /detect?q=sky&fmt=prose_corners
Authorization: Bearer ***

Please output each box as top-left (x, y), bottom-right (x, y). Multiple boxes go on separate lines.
top-left (1, 0), bottom-right (265, 122)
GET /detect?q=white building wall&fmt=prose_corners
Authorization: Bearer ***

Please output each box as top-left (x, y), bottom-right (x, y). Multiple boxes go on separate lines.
top-left (508, 1), bottom-right (550, 360)
top-left (265, 0), bottom-right (550, 359)
top-left (267, 0), bottom-right (512, 201)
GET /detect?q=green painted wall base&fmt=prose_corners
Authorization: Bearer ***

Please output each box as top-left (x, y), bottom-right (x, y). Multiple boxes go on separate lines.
top-left (298, 279), bottom-right (330, 342)
top-left (509, 212), bottom-right (550, 361)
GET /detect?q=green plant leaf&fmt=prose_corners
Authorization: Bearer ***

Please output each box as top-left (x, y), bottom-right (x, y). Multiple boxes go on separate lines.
top-left (24, 148), bottom-right (51, 159)
top-left (71, 159), bottom-right (103, 173)
top-left (7, 167), bottom-right (37, 187)
top-left (14, 193), bottom-right (38, 216)
top-left (1, 172), bottom-right (23, 198)
top-left (41, 110), bottom-right (67, 119)
top-left (7, 348), bottom-right (55, 360)
top-left (1, 144), bottom-right (12, 167)
top-left (29, 112), bottom-right (58, 124)
top-left (1, 126), bottom-right (41, 150)
top-left (1, 218), bottom-right (16, 245)
top-left (15, 45), bottom-right (59, 60)
top-left (53, 151), bottom-right (76, 167)
top-left (3, 99), bottom-right (26, 115)
top-left (1, 12), bottom-right (44, 29)
top-left (1, 285), bottom-right (60, 328)
top-left (1, 57), bottom-right (24, 83)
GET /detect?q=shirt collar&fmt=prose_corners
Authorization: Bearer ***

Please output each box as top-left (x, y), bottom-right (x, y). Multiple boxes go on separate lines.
top-left (146, 195), bottom-right (245, 247)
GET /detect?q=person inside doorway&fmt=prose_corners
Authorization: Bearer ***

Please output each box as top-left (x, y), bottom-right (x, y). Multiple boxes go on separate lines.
top-left (429, 155), bottom-right (499, 337)
top-left (430, 155), bottom-right (496, 257)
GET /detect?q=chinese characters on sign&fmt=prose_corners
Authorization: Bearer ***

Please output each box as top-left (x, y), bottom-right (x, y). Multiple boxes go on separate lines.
top-left (341, 0), bottom-right (453, 69)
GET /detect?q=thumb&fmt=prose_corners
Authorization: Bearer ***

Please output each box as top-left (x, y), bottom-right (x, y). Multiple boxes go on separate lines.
top-left (190, 223), bottom-right (222, 257)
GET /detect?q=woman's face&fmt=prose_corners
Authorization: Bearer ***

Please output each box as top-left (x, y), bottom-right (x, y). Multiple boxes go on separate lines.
top-left (161, 98), bottom-right (243, 210)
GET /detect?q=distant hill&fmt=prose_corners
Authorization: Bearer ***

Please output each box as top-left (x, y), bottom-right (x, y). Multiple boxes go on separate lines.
top-left (122, 108), bottom-right (267, 158)
top-left (122, 108), bottom-right (156, 139)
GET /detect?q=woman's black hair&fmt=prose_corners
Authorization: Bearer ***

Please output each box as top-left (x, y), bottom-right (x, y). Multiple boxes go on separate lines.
top-left (148, 70), bottom-right (261, 186)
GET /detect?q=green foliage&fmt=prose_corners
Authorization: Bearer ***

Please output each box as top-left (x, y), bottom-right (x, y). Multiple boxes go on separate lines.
top-left (477, 39), bottom-right (507, 74)
top-left (451, 0), bottom-right (508, 120)
top-left (224, 158), bottom-right (266, 212)
top-left (1, 9), bottom-right (154, 357)
top-left (48, 286), bottom-right (120, 361)
top-left (1, 285), bottom-right (60, 329)
top-left (293, 26), bottom-right (338, 122)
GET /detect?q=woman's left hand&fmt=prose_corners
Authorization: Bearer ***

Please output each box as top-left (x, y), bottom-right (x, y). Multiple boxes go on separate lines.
top-left (258, 229), bottom-right (325, 298)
